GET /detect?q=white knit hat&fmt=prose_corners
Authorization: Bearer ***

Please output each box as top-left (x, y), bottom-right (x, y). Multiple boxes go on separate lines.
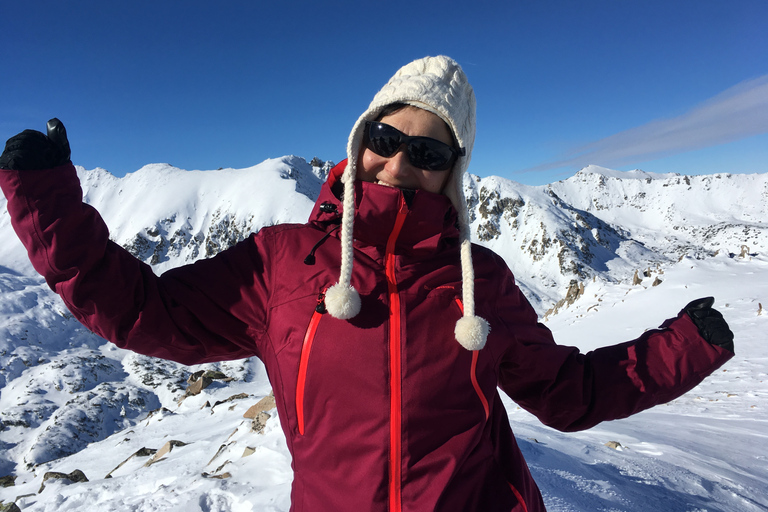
top-left (324, 55), bottom-right (489, 350)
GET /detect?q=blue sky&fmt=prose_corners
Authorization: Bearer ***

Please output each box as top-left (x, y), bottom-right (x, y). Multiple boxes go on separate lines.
top-left (1, 0), bottom-right (766, 186)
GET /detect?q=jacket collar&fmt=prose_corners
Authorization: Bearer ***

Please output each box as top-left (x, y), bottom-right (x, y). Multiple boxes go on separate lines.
top-left (309, 160), bottom-right (459, 257)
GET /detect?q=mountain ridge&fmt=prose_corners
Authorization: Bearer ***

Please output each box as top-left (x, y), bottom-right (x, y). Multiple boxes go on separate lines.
top-left (8, 156), bottom-right (763, 309)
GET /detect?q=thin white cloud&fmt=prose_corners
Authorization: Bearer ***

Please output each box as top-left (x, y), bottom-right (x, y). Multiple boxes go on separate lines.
top-left (522, 74), bottom-right (768, 173)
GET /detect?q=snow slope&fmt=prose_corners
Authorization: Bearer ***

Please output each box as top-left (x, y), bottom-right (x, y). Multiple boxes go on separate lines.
top-left (1, 159), bottom-right (766, 511)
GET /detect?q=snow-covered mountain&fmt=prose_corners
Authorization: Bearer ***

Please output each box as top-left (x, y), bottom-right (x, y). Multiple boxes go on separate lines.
top-left (469, 165), bottom-right (765, 312)
top-left (1, 158), bottom-right (766, 511)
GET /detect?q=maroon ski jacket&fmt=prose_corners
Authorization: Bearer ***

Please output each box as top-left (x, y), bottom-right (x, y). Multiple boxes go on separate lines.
top-left (0, 161), bottom-right (732, 512)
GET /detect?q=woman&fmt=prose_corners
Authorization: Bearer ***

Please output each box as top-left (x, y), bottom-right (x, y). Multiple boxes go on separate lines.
top-left (0, 56), bottom-right (734, 512)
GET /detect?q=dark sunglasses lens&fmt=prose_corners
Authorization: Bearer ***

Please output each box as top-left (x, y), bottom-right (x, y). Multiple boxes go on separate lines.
top-left (367, 123), bottom-right (402, 157)
top-left (407, 141), bottom-right (454, 171)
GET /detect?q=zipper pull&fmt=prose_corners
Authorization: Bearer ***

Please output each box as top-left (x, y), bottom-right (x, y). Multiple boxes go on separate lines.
top-left (315, 291), bottom-right (327, 314)
top-left (398, 192), bottom-right (409, 214)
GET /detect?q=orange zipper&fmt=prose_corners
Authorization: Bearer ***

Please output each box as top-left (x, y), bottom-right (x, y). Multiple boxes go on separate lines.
top-left (296, 291), bottom-right (326, 436)
top-left (455, 299), bottom-right (490, 421)
top-left (386, 196), bottom-right (408, 512)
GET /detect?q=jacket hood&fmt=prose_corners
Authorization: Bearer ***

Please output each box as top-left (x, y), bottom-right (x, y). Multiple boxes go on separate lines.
top-left (309, 160), bottom-right (459, 257)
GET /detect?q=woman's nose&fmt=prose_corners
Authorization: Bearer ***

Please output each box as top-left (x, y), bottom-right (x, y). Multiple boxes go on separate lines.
top-left (384, 146), bottom-right (415, 176)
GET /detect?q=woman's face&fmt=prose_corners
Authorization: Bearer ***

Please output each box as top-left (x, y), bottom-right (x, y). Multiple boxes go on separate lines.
top-left (357, 106), bottom-right (455, 194)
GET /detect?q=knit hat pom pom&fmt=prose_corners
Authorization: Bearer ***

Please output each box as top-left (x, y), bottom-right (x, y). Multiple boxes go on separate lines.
top-left (455, 315), bottom-right (489, 350)
top-left (325, 283), bottom-right (362, 320)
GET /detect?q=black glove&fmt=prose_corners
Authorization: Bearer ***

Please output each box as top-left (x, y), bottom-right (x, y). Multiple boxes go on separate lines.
top-left (684, 297), bottom-right (735, 353)
top-left (0, 118), bottom-right (71, 171)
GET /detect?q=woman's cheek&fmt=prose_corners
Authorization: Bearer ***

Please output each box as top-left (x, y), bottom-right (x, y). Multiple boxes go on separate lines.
top-left (356, 149), bottom-right (380, 183)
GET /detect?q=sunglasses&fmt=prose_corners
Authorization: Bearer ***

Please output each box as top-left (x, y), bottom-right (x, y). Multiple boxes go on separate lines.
top-left (363, 121), bottom-right (465, 171)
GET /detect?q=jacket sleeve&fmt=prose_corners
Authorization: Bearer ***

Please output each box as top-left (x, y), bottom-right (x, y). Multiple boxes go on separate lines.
top-left (494, 271), bottom-right (733, 432)
top-left (0, 164), bottom-right (271, 365)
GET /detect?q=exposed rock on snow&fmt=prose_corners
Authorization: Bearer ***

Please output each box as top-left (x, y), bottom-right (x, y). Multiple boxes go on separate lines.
top-left (144, 440), bottom-right (189, 467)
top-left (0, 501), bottom-right (21, 512)
top-left (38, 470), bottom-right (88, 493)
top-left (105, 447), bottom-right (157, 478)
top-left (243, 392), bottom-right (276, 434)
top-left (243, 392), bottom-right (276, 420)
top-left (250, 412), bottom-right (272, 435)
top-left (181, 370), bottom-right (233, 402)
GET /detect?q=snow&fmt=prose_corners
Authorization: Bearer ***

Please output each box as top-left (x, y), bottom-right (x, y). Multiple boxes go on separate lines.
top-left (579, 165), bottom-right (680, 181)
top-left (535, 252), bottom-right (768, 510)
top-left (1, 159), bottom-right (766, 511)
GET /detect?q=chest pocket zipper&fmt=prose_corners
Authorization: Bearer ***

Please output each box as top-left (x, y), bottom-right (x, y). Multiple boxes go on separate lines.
top-left (455, 298), bottom-right (490, 421)
top-left (296, 290), bottom-right (326, 435)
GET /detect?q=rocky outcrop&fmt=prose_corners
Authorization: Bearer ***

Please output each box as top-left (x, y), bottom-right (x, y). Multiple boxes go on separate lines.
top-left (243, 392), bottom-right (276, 419)
top-left (178, 370), bottom-right (234, 404)
top-left (113, 156), bottom-right (324, 273)
top-left (122, 209), bottom-right (256, 266)
top-left (38, 470), bottom-right (88, 493)
top-left (474, 186), bottom-right (525, 242)
top-left (243, 392), bottom-right (276, 434)
top-left (212, 393), bottom-right (250, 411)
top-left (105, 447), bottom-right (157, 478)
top-left (144, 440), bottom-right (189, 467)
top-left (543, 280), bottom-right (585, 319)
